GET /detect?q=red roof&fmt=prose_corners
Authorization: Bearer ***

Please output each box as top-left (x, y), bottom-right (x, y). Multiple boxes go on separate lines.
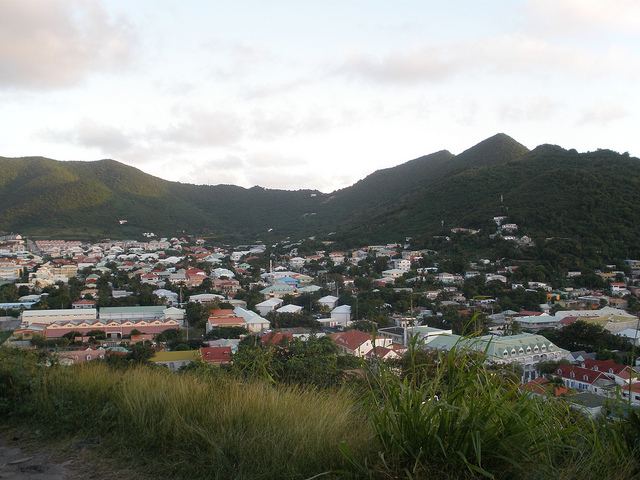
top-left (200, 346), bottom-right (232, 363)
top-left (554, 365), bottom-right (606, 385)
top-left (208, 317), bottom-right (246, 327)
top-left (520, 377), bottom-right (569, 397)
top-left (261, 332), bottom-right (293, 346)
top-left (209, 309), bottom-right (235, 318)
top-left (330, 330), bottom-right (372, 350)
top-left (581, 359), bottom-right (630, 375)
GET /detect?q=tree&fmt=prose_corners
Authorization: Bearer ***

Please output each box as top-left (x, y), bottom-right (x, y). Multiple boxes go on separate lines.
top-left (127, 344), bottom-right (156, 364)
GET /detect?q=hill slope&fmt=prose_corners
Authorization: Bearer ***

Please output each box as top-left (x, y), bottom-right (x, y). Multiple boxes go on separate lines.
top-left (1, 134), bottom-right (639, 258)
top-left (342, 145), bottom-right (640, 257)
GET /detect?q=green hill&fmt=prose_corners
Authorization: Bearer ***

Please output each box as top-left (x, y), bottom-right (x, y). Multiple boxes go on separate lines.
top-left (1, 134), bottom-right (639, 259)
top-left (341, 144), bottom-right (640, 258)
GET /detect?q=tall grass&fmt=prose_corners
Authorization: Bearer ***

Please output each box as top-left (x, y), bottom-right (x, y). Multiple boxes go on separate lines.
top-left (1, 345), bottom-right (638, 480)
top-left (343, 338), bottom-right (640, 479)
top-left (0, 348), bottom-right (371, 479)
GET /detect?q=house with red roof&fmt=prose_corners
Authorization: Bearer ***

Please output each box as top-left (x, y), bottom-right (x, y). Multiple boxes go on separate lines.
top-left (328, 330), bottom-right (392, 357)
top-left (580, 359), bottom-right (634, 386)
top-left (200, 346), bottom-right (233, 365)
top-left (621, 383), bottom-right (640, 406)
top-left (206, 309), bottom-right (247, 333)
top-left (553, 365), bottom-right (613, 395)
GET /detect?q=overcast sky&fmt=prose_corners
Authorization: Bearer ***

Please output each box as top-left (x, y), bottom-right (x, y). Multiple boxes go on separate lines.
top-left (1, 0), bottom-right (638, 192)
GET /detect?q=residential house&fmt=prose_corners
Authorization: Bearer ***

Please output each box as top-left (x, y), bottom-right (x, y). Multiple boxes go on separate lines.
top-left (56, 348), bottom-right (106, 365)
top-left (553, 365), bottom-right (612, 395)
top-left (234, 307), bottom-right (269, 333)
top-left (260, 284), bottom-right (298, 299)
top-left (206, 309), bottom-right (247, 333)
top-left (153, 351), bottom-right (198, 371)
top-left (200, 346), bottom-right (233, 365)
top-left (318, 295), bottom-right (339, 311)
top-left (255, 298), bottom-right (283, 316)
top-left (330, 305), bottom-right (351, 326)
top-left (71, 299), bottom-right (96, 310)
top-left (276, 304), bottom-right (303, 314)
top-left (329, 330), bottom-right (392, 357)
top-left (425, 333), bottom-right (568, 382)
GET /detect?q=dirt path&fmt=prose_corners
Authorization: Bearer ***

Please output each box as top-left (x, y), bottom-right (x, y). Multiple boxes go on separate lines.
top-left (0, 429), bottom-right (155, 480)
top-left (0, 435), bottom-right (77, 480)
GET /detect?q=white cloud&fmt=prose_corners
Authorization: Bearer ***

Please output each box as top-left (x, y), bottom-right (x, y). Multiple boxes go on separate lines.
top-left (0, 0), bottom-right (134, 90)
top-left (576, 101), bottom-right (629, 125)
top-left (39, 118), bottom-right (133, 154)
top-left (523, 0), bottom-right (640, 37)
top-left (334, 33), bottom-right (638, 85)
top-left (498, 97), bottom-right (565, 122)
top-left (160, 105), bottom-right (245, 147)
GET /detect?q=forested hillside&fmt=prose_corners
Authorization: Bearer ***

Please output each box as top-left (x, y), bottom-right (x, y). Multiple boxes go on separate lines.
top-left (1, 134), bottom-right (639, 260)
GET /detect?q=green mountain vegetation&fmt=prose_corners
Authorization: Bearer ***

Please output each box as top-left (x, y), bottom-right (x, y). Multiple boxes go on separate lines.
top-left (1, 134), bottom-right (640, 260)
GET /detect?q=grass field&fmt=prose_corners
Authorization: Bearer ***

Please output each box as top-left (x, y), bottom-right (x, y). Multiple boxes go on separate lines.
top-left (1, 346), bottom-right (638, 479)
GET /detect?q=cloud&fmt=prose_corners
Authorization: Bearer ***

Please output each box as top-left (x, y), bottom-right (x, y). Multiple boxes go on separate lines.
top-left (40, 118), bottom-right (133, 154)
top-left (523, 0), bottom-right (640, 37)
top-left (208, 41), bottom-right (273, 79)
top-left (335, 46), bottom-right (456, 84)
top-left (576, 101), bottom-right (629, 125)
top-left (161, 106), bottom-right (245, 147)
top-left (334, 33), bottom-right (638, 85)
top-left (0, 0), bottom-right (134, 90)
top-left (242, 77), bottom-right (310, 100)
top-left (249, 108), bottom-right (335, 140)
top-left (498, 97), bottom-right (565, 122)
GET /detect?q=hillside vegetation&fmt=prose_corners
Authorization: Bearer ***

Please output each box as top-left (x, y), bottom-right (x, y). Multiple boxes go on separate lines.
top-left (1, 344), bottom-right (637, 479)
top-left (1, 134), bottom-right (640, 258)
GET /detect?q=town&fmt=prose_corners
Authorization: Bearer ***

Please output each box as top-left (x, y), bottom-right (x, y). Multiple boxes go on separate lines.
top-left (2, 222), bottom-right (640, 418)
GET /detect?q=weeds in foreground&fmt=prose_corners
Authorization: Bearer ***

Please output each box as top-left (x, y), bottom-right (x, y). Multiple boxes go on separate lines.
top-left (0, 348), bottom-right (370, 479)
top-left (1, 343), bottom-right (639, 480)
top-left (341, 336), bottom-right (640, 479)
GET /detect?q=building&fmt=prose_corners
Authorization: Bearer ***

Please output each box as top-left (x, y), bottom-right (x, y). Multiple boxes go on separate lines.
top-left (233, 307), bottom-right (270, 333)
top-left (206, 309), bottom-right (247, 333)
top-left (329, 330), bottom-right (392, 357)
top-left (330, 305), bottom-right (351, 327)
top-left (255, 298), bottom-right (283, 316)
top-left (21, 308), bottom-right (97, 326)
top-left (98, 306), bottom-right (185, 325)
top-left (424, 333), bottom-right (568, 383)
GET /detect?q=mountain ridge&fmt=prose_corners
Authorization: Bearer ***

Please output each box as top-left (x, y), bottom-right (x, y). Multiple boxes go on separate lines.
top-left (1, 134), bottom-right (639, 257)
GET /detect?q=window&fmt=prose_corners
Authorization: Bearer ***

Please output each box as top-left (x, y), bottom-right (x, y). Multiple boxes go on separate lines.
top-left (570, 372), bottom-right (575, 378)
top-left (541, 345), bottom-right (547, 351)
top-left (533, 346), bottom-right (539, 353)
top-left (583, 375), bottom-right (588, 381)
top-left (519, 348), bottom-right (524, 354)
top-left (511, 349), bottom-right (516, 356)
top-left (503, 350), bottom-right (508, 358)
top-left (557, 369), bottom-right (562, 375)
top-left (526, 347), bottom-right (531, 354)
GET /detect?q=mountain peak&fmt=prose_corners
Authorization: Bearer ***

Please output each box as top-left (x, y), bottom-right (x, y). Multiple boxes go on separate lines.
top-left (454, 133), bottom-right (529, 168)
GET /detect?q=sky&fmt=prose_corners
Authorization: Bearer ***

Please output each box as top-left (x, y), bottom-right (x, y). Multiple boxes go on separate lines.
top-left (0, 0), bottom-right (638, 193)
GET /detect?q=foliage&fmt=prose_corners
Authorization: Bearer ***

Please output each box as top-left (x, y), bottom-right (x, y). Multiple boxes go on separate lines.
top-left (204, 326), bottom-right (248, 340)
top-left (539, 320), bottom-right (632, 354)
top-left (3, 138), bottom-right (640, 258)
top-left (0, 348), bottom-right (370, 479)
top-left (233, 336), bottom-right (344, 388)
top-left (342, 337), bottom-right (638, 479)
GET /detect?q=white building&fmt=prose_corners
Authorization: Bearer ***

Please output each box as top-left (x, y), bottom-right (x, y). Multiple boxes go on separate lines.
top-left (330, 305), bottom-right (351, 326)
top-left (21, 308), bottom-right (97, 326)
